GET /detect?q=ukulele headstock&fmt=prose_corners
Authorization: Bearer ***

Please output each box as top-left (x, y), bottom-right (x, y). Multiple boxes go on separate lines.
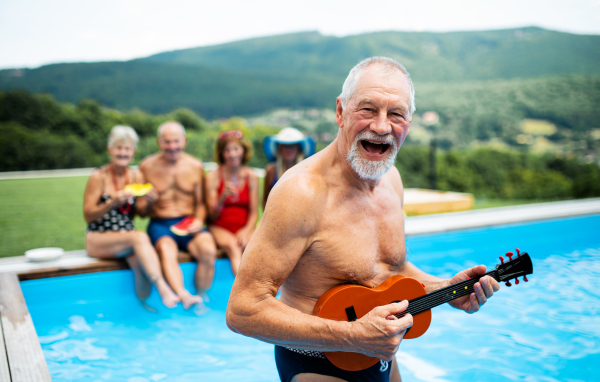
top-left (496, 248), bottom-right (533, 287)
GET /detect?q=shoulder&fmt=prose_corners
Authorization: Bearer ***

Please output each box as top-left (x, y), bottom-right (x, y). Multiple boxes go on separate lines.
top-left (206, 167), bottom-right (219, 182)
top-left (265, 163), bottom-right (275, 174)
top-left (382, 165), bottom-right (404, 201)
top-left (245, 166), bottom-right (259, 180)
top-left (85, 167), bottom-right (105, 191)
top-left (87, 168), bottom-right (103, 183)
top-left (182, 153), bottom-right (203, 169)
top-left (264, 165), bottom-right (326, 224)
top-left (139, 153), bottom-right (160, 171)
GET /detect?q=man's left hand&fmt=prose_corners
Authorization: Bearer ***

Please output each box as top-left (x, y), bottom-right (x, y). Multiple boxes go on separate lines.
top-left (445, 265), bottom-right (500, 314)
top-left (187, 218), bottom-right (204, 234)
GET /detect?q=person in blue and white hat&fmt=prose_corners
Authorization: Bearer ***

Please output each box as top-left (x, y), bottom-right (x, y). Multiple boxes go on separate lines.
top-left (262, 127), bottom-right (315, 209)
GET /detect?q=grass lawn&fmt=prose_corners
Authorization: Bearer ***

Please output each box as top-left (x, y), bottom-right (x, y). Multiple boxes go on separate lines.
top-left (0, 177), bottom-right (90, 258)
top-left (0, 175), bottom-right (555, 258)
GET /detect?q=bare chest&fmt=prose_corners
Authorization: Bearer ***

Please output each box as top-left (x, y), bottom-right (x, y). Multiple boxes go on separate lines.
top-left (146, 165), bottom-right (199, 195)
top-left (299, 193), bottom-right (407, 288)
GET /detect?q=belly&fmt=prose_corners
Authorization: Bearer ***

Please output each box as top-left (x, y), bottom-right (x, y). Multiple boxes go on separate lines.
top-left (152, 191), bottom-right (195, 218)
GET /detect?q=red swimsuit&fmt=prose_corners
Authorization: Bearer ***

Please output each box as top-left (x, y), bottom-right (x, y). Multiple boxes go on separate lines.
top-left (213, 168), bottom-right (250, 233)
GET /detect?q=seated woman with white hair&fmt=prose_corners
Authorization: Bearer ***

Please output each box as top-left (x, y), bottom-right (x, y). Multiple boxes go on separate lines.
top-left (262, 127), bottom-right (315, 209)
top-left (83, 125), bottom-right (179, 308)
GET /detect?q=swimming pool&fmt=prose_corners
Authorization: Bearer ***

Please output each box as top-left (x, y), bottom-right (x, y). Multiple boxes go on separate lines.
top-left (22, 214), bottom-right (600, 381)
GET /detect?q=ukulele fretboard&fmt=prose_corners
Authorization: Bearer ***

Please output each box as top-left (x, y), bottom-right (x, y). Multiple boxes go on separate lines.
top-left (394, 270), bottom-right (499, 318)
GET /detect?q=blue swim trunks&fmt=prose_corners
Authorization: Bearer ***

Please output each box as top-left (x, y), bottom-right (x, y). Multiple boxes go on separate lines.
top-left (147, 216), bottom-right (205, 252)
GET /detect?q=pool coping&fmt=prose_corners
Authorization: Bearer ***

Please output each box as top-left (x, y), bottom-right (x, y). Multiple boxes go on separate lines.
top-left (404, 197), bottom-right (600, 235)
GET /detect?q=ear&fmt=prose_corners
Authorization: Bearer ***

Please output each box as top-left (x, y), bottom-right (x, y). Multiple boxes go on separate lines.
top-left (335, 97), bottom-right (344, 129)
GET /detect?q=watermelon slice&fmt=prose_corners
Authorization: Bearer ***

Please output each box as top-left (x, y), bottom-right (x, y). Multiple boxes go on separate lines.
top-left (170, 216), bottom-right (196, 236)
top-left (124, 183), bottom-right (153, 197)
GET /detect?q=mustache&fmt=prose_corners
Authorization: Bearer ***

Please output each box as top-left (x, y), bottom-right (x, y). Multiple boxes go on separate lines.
top-left (354, 131), bottom-right (398, 148)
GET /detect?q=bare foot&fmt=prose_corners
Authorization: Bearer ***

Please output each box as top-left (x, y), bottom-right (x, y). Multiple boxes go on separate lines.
top-left (180, 292), bottom-right (202, 309)
top-left (156, 282), bottom-right (180, 308)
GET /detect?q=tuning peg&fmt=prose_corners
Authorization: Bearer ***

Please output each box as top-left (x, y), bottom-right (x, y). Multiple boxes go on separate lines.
top-left (523, 276), bottom-right (528, 282)
top-left (499, 256), bottom-right (505, 264)
top-left (516, 248), bottom-right (521, 257)
top-left (506, 252), bottom-right (514, 261)
top-left (505, 281), bottom-right (512, 287)
top-left (515, 278), bottom-right (520, 285)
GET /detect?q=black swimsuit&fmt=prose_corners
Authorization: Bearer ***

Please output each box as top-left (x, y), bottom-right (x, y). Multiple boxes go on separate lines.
top-left (87, 194), bottom-right (135, 232)
top-left (87, 170), bottom-right (136, 232)
top-left (275, 346), bottom-right (392, 382)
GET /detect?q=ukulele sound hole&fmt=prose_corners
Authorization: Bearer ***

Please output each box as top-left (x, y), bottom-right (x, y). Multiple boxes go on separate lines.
top-left (345, 306), bottom-right (358, 322)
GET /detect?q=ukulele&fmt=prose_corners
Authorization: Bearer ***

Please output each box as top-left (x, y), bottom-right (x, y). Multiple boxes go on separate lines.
top-left (313, 249), bottom-right (534, 371)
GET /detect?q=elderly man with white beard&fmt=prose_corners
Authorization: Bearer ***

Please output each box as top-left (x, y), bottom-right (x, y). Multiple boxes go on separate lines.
top-left (226, 57), bottom-right (499, 382)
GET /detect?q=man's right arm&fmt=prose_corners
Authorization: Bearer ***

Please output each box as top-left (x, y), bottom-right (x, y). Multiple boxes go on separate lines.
top-left (226, 174), bottom-right (413, 361)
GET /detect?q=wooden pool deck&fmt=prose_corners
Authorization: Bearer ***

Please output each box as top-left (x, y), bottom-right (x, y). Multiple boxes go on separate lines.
top-left (0, 273), bottom-right (52, 381)
top-left (0, 197), bottom-right (599, 381)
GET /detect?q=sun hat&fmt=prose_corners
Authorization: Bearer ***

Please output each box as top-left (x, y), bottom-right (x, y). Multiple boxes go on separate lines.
top-left (263, 127), bottom-right (316, 162)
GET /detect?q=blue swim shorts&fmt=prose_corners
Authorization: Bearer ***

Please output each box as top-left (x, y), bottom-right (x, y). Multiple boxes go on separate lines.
top-left (147, 216), bottom-right (206, 252)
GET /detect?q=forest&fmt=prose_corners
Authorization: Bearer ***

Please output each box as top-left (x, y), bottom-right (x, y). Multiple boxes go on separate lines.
top-left (1, 89), bottom-right (599, 200)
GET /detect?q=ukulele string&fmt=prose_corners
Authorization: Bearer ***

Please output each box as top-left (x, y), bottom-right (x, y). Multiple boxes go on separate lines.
top-left (401, 273), bottom-right (496, 317)
top-left (393, 272), bottom-right (498, 318)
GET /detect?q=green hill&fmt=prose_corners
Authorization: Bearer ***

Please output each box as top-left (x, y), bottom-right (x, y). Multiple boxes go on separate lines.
top-left (143, 27), bottom-right (600, 82)
top-left (1, 27), bottom-right (599, 119)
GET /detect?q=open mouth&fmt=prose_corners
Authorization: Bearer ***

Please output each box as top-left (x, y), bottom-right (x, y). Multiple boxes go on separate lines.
top-left (360, 140), bottom-right (391, 155)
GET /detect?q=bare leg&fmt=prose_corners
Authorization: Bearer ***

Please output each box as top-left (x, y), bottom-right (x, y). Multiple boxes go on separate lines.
top-left (156, 236), bottom-right (201, 309)
top-left (187, 231), bottom-right (217, 296)
top-left (125, 254), bottom-right (151, 301)
top-left (209, 225), bottom-right (242, 276)
top-left (390, 357), bottom-right (401, 382)
top-left (86, 231), bottom-right (179, 308)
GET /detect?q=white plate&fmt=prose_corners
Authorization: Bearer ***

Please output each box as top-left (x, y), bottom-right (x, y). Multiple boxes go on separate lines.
top-left (25, 247), bottom-right (64, 262)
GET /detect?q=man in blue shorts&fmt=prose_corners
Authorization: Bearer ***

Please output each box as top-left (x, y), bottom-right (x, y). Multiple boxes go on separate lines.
top-left (226, 57), bottom-right (500, 381)
top-left (138, 121), bottom-right (217, 309)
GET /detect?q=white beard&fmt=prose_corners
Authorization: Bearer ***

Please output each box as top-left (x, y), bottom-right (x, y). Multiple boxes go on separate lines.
top-left (346, 131), bottom-right (399, 181)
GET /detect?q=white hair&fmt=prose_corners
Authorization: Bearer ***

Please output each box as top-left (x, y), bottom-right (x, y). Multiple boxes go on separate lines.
top-left (157, 121), bottom-right (186, 138)
top-left (339, 56), bottom-right (416, 118)
top-left (108, 125), bottom-right (139, 149)
top-left (346, 130), bottom-right (399, 180)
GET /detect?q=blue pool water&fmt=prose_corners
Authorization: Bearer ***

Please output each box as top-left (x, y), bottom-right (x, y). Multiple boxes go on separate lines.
top-left (22, 214), bottom-right (600, 382)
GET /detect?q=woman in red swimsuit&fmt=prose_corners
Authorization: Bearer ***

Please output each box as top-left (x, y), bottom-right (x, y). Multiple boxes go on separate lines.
top-left (206, 130), bottom-right (259, 276)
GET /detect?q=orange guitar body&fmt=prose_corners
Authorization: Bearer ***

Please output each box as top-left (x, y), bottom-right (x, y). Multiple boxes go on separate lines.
top-left (312, 275), bottom-right (431, 371)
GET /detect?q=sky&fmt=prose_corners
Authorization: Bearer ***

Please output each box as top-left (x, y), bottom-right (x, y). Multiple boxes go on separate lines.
top-left (1, 0), bottom-right (599, 70)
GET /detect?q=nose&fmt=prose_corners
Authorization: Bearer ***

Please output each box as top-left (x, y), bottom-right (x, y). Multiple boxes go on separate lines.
top-left (370, 111), bottom-right (392, 135)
